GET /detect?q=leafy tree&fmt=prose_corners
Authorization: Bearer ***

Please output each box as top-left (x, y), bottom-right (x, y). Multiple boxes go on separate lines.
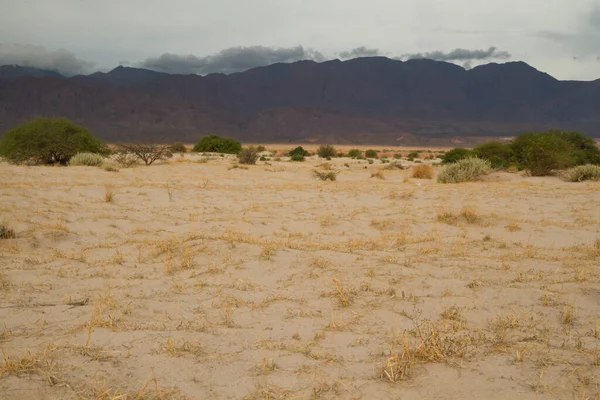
top-left (473, 142), bottom-right (513, 168)
top-left (0, 117), bottom-right (108, 165)
top-left (441, 148), bottom-right (473, 164)
top-left (317, 144), bottom-right (336, 158)
top-left (192, 135), bottom-right (241, 154)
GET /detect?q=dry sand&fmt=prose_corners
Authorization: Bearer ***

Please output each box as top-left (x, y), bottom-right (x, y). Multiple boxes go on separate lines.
top-left (0, 153), bottom-right (599, 399)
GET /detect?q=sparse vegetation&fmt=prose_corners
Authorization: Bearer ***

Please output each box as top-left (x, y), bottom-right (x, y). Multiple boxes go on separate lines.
top-left (169, 142), bottom-right (187, 153)
top-left (313, 169), bottom-right (339, 181)
top-left (348, 149), bottom-right (362, 158)
top-left (473, 142), bottom-right (513, 168)
top-left (192, 134), bottom-right (242, 154)
top-left (290, 153), bottom-right (305, 162)
top-left (288, 146), bottom-right (309, 158)
top-left (437, 157), bottom-right (492, 183)
top-left (0, 117), bottom-right (109, 165)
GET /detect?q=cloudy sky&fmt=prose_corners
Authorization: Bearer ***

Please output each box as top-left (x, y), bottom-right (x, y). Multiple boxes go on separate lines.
top-left (1, 0), bottom-right (598, 79)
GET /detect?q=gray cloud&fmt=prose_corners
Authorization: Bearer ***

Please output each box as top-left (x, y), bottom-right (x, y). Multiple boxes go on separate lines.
top-left (0, 43), bottom-right (94, 76)
top-left (337, 46), bottom-right (383, 59)
top-left (401, 46), bottom-right (511, 62)
top-left (139, 45), bottom-right (326, 75)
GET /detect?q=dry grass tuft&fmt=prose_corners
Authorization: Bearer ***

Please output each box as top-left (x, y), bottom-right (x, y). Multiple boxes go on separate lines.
top-left (437, 206), bottom-right (480, 225)
top-left (313, 169), bottom-right (339, 181)
top-left (104, 185), bottom-right (114, 203)
top-left (563, 304), bottom-right (576, 326)
top-left (411, 164), bottom-right (434, 179)
top-left (330, 279), bottom-right (356, 307)
top-left (371, 169), bottom-right (385, 179)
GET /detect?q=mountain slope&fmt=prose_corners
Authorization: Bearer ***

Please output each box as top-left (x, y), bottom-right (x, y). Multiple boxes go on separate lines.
top-left (0, 58), bottom-right (599, 143)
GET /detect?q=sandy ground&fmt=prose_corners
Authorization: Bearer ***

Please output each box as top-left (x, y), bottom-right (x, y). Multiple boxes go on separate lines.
top-left (0, 152), bottom-right (599, 400)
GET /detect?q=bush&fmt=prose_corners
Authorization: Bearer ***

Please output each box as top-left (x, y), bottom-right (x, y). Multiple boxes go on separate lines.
top-left (411, 164), bottom-right (434, 179)
top-left (101, 161), bottom-right (120, 172)
top-left (117, 143), bottom-right (173, 166)
top-left (473, 142), bottom-right (513, 168)
top-left (170, 142), bottom-right (187, 153)
top-left (313, 170), bottom-right (339, 181)
top-left (317, 144), bottom-right (336, 158)
top-left (519, 133), bottom-right (572, 176)
top-left (69, 152), bottom-right (105, 166)
top-left (290, 153), bottom-right (305, 162)
top-left (564, 164), bottom-right (600, 182)
top-left (192, 135), bottom-right (241, 154)
top-left (114, 152), bottom-right (139, 168)
top-left (348, 149), bottom-right (362, 158)
top-left (365, 149), bottom-right (378, 158)
top-left (437, 158), bottom-right (492, 183)
top-left (407, 151), bottom-right (420, 159)
top-left (289, 146), bottom-right (309, 157)
top-left (441, 148), bottom-right (473, 164)
top-left (238, 146), bottom-right (259, 164)
top-left (0, 117), bottom-right (109, 165)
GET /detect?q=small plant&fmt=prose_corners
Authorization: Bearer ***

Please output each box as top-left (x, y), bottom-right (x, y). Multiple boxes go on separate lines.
top-left (238, 146), bottom-right (259, 165)
top-left (407, 151), bottom-right (419, 159)
top-left (437, 158), bottom-right (492, 183)
top-left (365, 149), bottom-right (378, 158)
top-left (290, 153), bottom-right (305, 162)
top-left (69, 152), bottom-right (105, 166)
top-left (367, 159), bottom-right (374, 164)
top-left (104, 186), bottom-right (114, 203)
top-left (411, 164), bottom-right (434, 179)
top-left (259, 156), bottom-right (267, 161)
top-left (313, 170), bottom-right (339, 181)
top-left (317, 144), bottom-right (336, 158)
top-left (0, 225), bottom-right (16, 239)
top-left (564, 164), bottom-right (600, 182)
top-left (370, 169), bottom-right (385, 179)
top-left (101, 161), bottom-right (119, 172)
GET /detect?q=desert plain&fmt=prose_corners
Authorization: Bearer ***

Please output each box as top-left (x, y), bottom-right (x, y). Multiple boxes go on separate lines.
top-left (0, 149), bottom-right (599, 399)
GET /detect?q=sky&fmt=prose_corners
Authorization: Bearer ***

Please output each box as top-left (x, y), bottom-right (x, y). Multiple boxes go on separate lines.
top-left (0, 0), bottom-right (599, 80)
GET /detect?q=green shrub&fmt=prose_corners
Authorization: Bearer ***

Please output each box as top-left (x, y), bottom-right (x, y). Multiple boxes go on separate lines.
top-left (238, 146), bottom-right (259, 165)
top-left (288, 146), bottom-right (309, 157)
top-left (317, 144), bottom-right (336, 158)
top-left (290, 153), bottom-right (305, 162)
top-left (365, 149), bottom-right (378, 158)
top-left (407, 151), bottom-right (420, 159)
top-left (348, 149), bottom-right (362, 158)
top-left (0, 117), bottom-right (109, 165)
top-left (473, 142), bottom-right (513, 168)
top-left (437, 158), bottom-right (492, 183)
top-left (393, 153), bottom-right (402, 159)
top-left (192, 135), bottom-right (241, 154)
top-left (519, 132), bottom-right (572, 176)
top-left (169, 142), bottom-right (187, 153)
top-left (259, 156), bottom-right (267, 161)
top-left (313, 169), bottom-right (339, 181)
top-left (441, 148), bottom-right (473, 164)
top-left (69, 152), bottom-right (105, 166)
top-left (564, 164), bottom-right (600, 182)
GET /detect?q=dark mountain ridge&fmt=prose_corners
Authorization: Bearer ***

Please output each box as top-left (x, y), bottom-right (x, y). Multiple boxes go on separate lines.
top-left (1, 58), bottom-right (599, 144)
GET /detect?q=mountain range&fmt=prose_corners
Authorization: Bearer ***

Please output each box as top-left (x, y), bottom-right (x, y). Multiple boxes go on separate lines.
top-left (1, 58), bottom-right (599, 145)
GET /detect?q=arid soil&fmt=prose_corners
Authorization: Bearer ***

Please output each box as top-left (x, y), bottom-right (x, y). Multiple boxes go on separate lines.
top-left (1, 152), bottom-right (599, 399)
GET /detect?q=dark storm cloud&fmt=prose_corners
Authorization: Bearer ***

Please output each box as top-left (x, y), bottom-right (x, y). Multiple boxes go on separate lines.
top-left (337, 46), bottom-right (383, 59)
top-left (0, 43), bottom-right (94, 76)
top-left (401, 46), bottom-right (511, 62)
top-left (139, 45), bottom-right (326, 74)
